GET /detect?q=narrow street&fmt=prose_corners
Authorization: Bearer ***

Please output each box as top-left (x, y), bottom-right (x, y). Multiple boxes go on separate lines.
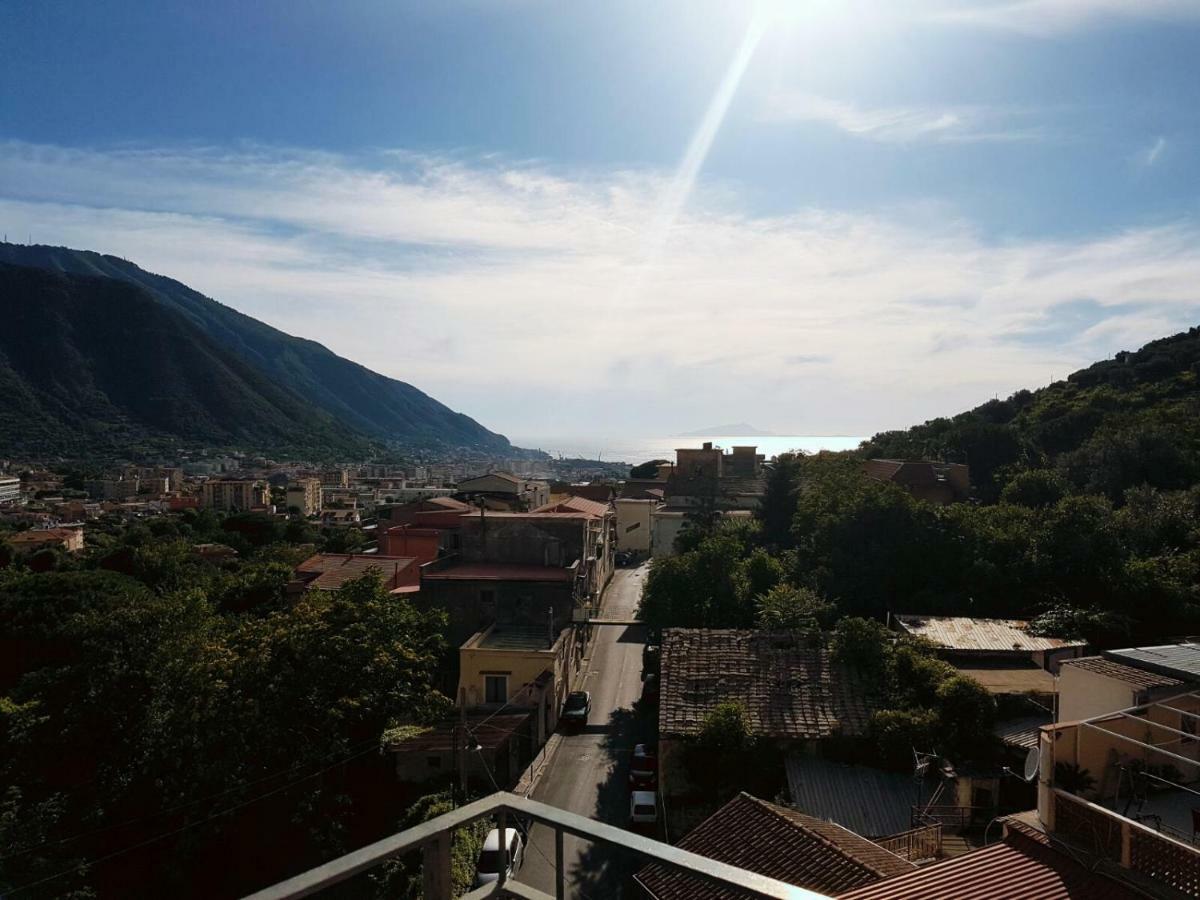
top-left (520, 562), bottom-right (655, 898)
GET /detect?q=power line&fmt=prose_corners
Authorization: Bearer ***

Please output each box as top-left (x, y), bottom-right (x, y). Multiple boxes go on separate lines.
top-left (5, 744), bottom-right (378, 896)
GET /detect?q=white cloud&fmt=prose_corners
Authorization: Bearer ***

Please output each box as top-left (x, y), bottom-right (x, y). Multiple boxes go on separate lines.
top-left (1139, 135), bottom-right (1168, 168)
top-left (1, 140), bottom-right (1199, 437)
top-left (929, 0), bottom-right (1200, 35)
top-left (759, 93), bottom-right (1039, 143)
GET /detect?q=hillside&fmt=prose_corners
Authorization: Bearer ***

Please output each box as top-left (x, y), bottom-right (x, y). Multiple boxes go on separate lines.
top-left (0, 263), bottom-right (376, 458)
top-left (0, 243), bottom-right (518, 454)
top-left (862, 326), bottom-right (1200, 501)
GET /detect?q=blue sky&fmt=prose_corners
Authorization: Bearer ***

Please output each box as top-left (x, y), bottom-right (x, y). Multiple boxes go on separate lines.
top-left (3, 0), bottom-right (1200, 439)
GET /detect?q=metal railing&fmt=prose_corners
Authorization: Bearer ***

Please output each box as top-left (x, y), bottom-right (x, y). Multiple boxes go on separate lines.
top-left (876, 823), bottom-right (942, 861)
top-left (244, 791), bottom-right (830, 900)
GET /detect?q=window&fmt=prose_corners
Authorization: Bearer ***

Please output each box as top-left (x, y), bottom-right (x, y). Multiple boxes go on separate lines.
top-left (485, 675), bottom-right (507, 704)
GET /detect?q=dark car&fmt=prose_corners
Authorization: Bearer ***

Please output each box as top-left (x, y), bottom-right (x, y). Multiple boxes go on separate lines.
top-left (640, 672), bottom-right (659, 705)
top-left (561, 690), bottom-right (591, 727)
top-left (642, 643), bottom-right (660, 676)
top-left (629, 743), bottom-right (658, 790)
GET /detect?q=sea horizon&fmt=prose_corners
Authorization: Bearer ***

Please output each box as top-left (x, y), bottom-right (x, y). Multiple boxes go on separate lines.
top-left (510, 434), bottom-right (866, 465)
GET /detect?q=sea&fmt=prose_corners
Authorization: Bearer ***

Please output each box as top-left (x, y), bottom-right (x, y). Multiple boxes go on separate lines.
top-left (509, 434), bottom-right (866, 465)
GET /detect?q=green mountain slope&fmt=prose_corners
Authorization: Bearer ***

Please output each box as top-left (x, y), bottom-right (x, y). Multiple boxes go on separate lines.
top-left (0, 263), bottom-right (375, 458)
top-left (0, 243), bottom-right (516, 453)
top-left (862, 326), bottom-right (1200, 500)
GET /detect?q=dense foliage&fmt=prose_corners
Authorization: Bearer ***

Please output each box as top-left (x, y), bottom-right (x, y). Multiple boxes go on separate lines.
top-left (0, 518), bottom-right (449, 898)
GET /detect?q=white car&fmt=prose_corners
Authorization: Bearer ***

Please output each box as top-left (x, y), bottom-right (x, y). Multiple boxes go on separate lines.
top-left (630, 790), bottom-right (658, 826)
top-left (475, 827), bottom-right (525, 886)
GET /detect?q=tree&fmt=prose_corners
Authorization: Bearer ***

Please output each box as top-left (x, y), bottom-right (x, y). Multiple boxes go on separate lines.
top-left (759, 452), bottom-right (803, 549)
top-left (754, 584), bottom-right (836, 630)
top-left (630, 459), bottom-right (669, 479)
top-left (699, 701), bottom-right (755, 752)
top-left (1000, 469), bottom-right (1068, 508)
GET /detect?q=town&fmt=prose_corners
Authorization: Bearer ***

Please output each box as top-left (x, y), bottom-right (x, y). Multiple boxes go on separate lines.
top-left (5, 430), bottom-right (1200, 898)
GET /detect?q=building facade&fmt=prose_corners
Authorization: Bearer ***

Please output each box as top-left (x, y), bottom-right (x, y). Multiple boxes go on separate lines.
top-left (200, 479), bottom-right (269, 511)
top-left (285, 477), bottom-right (323, 516)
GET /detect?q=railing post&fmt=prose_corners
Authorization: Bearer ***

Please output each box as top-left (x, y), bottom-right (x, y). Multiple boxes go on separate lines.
top-left (498, 807), bottom-right (509, 887)
top-left (555, 826), bottom-right (565, 900)
top-left (1121, 819), bottom-right (1132, 868)
top-left (422, 832), bottom-right (452, 900)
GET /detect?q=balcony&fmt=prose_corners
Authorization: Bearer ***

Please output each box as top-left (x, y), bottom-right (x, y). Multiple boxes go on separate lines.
top-left (245, 791), bottom-right (829, 900)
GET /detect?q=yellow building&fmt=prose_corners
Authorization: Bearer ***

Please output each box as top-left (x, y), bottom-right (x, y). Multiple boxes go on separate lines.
top-left (286, 477), bottom-right (323, 516)
top-left (457, 623), bottom-right (575, 742)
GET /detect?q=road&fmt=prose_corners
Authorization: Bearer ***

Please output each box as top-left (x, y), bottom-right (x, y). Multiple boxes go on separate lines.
top-left (521, 562), bottom-right (655, 898)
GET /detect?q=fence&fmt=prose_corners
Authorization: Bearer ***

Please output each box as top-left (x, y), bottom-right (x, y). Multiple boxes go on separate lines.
top-left (876, 824), bottom-right (942, 861)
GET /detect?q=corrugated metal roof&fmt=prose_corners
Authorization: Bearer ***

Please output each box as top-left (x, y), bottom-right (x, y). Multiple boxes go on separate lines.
top-left (838, 824), bottom-right (1138, 899)
top-left (893, 615), bottom-right (1085, 653)
top-left (1103, 644), bottom-right (1200, 682)
top-left (993, 715), bottom-right (1051, 751)
top-left (635, 793), bottom-right (913, 900)
top-left (785, 756), bottom-right (916, 839)
top-left (1062, 655), bottom-right (1187, 690)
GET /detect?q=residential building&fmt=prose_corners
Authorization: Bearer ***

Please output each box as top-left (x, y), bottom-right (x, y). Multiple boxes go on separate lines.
top-left (285, 477), bottom-right (322, 516)
top-left (84, 477), bottom-right (139, 501)
top-left (615, 497), bottom-right (656, 554)
top-left (0, 476), bottom-right (21, 505)
top-left (651, 506), bottom-right (753, 558)
top-left (5, 526), bottom-right (85, 554)
top-left (457, 622), bottom-right (573, 741)
top-left (378, 526), bottom-right (442, 565)
top-left (456, 471), bottom-right (550, 511)
top-left (890, 614), bottom-right (1086, 698)
top-left (667, 443), bottom-right (767, 510)
top-left (1058, 644), bottom-right (1200, 722)
top-left (385, 710), bottom-right (534, 789)
top-left (200, 479), bottom-right (269, 511)
top-left (863, 459), bottom-right (970, 505)
top-left (634, 793), bottom-right (916, 899)
top-left (319, 507), bottom-right (361, 526)
top-left (319, 468), bottom-right (350, 489)
top-left (292, 553), bottom-right (420, 594)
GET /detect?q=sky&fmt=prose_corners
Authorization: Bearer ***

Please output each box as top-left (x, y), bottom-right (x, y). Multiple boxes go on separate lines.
top-left (2, 0), bottom-right (1200, 441)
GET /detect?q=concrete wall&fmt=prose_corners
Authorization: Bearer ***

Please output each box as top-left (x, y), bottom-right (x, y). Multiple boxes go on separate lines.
top-left (416, 577), bottom-right (577, 649)
top-left (460, 516), bottom-right (588, 568)
top-left (1058, 665), bottom-right (1137, 723)
top-left (457, 630), bottom-right (570, 716)
top-left (615, 499), bottom-right (654, 553)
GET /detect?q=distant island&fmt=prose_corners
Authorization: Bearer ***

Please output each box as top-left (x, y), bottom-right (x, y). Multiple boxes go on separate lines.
top-left (674, 423), bottom-right (777, 438)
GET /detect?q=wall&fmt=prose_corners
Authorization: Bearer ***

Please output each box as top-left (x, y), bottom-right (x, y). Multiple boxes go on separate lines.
top-left (457, 629), bottom-right (570, 714)
top-left (651, 511), bottom-right (688, 559)
top-left (416, 577), bottom-right (577, 649)
top-left (379, 526), bottom-right (441, 565)
top-left (615, 499), bottom-right (654, 553)
top-left (1058, 665), bottom-right (1135, 723)
top-left (459, 516), bottom-right (588, 568)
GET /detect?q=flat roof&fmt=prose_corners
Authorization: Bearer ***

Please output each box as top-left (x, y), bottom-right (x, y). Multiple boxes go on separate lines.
top-left (465, 625), bottom-right (555, 652)
top-left (955, 663), bottom-right (1056, 695)
top-left (893, 615), bottom-right (1085, 653)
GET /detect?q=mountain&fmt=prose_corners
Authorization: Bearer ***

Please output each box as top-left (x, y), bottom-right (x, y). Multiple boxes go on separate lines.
top-left (675, 423), bottom-right (776, 437)
top-left (862, 326), bottom-right (1200, 501)
top-left (0, 263), bottom-right (376, 458)
top-left (0, 243), bottom-right (517, 454)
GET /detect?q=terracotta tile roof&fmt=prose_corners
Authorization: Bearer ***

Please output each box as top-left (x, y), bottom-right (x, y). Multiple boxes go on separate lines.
top-left (425, 496), bottom-right (472, 511)
top-left (838, 823), bottom-right (1139, 899)
top-left (893, 615), bottom-right (1085, 652)
top-left (385, 711), bottom-right (531, 752)
top-left (1061, 655), bottom-right (1186, 690)
top-left (635, 793), bottom-right (914, 899)
top-left (294, 553), bottom-right (417, 591)
top-left (421, 563), bottom-right (574, 582)
top-left (533, 495), bottom-right (610, 517)
top-left (659, 630), bottom-right (876, 739)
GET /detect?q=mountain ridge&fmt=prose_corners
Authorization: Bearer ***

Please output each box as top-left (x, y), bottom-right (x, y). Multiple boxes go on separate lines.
top-left (0, 242), bottom-right (522, 455)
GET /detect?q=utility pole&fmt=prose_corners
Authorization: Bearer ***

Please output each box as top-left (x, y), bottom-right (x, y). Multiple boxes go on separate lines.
top-left (457, 687), bottom-right (468, 803)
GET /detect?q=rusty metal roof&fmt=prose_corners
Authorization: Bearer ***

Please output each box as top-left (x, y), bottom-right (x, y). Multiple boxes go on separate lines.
top-left (1062, 655), bottom-right (1187, 690)
top-left (893, 615), bottom-right (1085, 653)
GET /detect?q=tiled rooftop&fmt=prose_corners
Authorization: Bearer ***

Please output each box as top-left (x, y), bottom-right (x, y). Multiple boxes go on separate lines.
top-left (838, 821), bottom-right (1139, 899)
top-left (294, 553), bottom-right (417, 590)
top-left (659, 630), bottom-right (875, 739)
top-left (421, 562), bottom-right (574, 582)
top-left (635, 793), bottom-right (914, 900)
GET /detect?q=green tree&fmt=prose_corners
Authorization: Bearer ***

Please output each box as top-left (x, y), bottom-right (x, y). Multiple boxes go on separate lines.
top-left (754, 584), bottom-right (836, 630)
top-left (698, 701), bottom-right (755, 752)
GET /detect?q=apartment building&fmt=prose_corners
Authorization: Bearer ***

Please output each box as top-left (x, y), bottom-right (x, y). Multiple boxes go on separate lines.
top-left (285, 477), bottom-right (323, 516)
top-left (200, 479), bottom-right (269, 511)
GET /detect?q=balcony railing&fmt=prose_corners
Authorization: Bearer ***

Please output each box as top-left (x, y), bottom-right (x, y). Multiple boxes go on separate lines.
top-left (244, 791), bottom-right (830, 900)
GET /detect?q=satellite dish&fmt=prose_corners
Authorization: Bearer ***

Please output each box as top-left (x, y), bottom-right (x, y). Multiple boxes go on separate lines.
top-left (1023, 746), bottom-right (1041, 782)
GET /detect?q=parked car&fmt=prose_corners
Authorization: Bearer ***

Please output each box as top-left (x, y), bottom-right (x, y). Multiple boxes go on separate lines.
top-left (642, 643), bottom-right (660, 676)
top-left (475, 827), bottom-right (525, 886)
top-left (640, 672), bottom-right (659, 705)
top-left (560, 690), bottom-right (591, 727)
top-left (630, 790), bottom-right (659, 829)
top-left (629, 744), bottom-right (658, 790)
top-left (615, 550), bottom-right (634, 567)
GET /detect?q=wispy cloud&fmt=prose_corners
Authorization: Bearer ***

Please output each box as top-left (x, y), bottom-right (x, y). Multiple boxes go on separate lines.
top-left (759, 93), bottom-right (1040, 144)
top-left (1139, 135), bottom-right (1168, 168)
top-left (1, 139), bottom-right (1199, 435)
top-left (929, 0), bottom-right (1200, 36)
